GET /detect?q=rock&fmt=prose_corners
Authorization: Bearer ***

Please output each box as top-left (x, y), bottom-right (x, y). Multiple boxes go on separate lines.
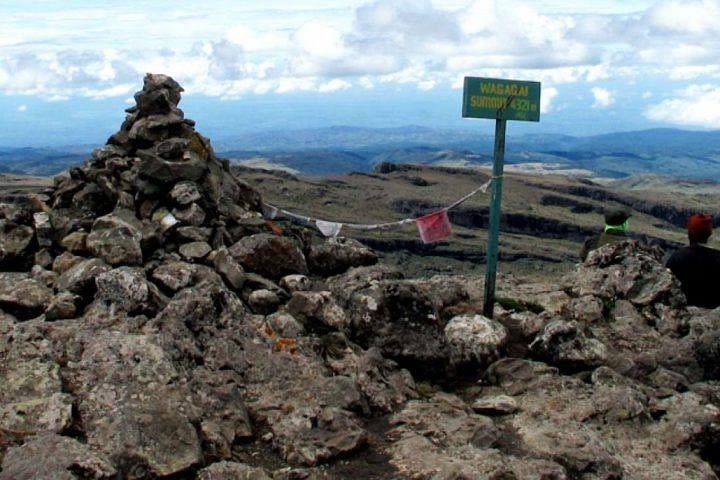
top-left (563, 295), bottom-right (604, 323)
top-left (229, 233), bottom-right (308, 280)
top-left (212, 247), bottom-right (245, 290)
top-left (70, 332), bottom-right (202, 477)
top-left (287, 291), bottom-right (348, 332)
top-left (44, 291), bottom-right (78, 321)
top-left (86, 212), bottom-right (143, 266)
top-left (137, 149), bottom-right (207, 183)
top-left (57, 258), bottom-right (109, 295)
top-left (0, 272), bottom-right (53, 319)
top-left (280, 274), bottom-right (310, 292)
top-left (472, 395), bottom-right (518, 415)
top-left (530, 319), bottom-right (608, 370)
top-left (308, 237), bottom-right (377, 276)
top-left (170, 181), bottom-right (202, 205)
top-left (95, 267), bottom-right (165, 314)
top-left (34, 248), bottom-right (53, 269)
top-left (197, 462), bottom-right (272, 480)
top-left (152, 261), bottom-right (195, 291)
top-left (248, 289), bottom-right (281, 315)
top-left (570, 240), bottom-right (685, 307)
top-left (33, 211), bottom-right (52, 247)
top-left (0, 359), bottom-right (73, 438)
top-left (52, 251), bottom-right (83, 275)
top-left (266, 312), bottom-right (304, 338)
top-left (174, 202), bottom-right (206, 226)
top-left (444, 314), bottom-right (507, 365)
top-left (59, 230), bottom-right (88, 253)
top-left (179, 241), bottom-right (212, 261)
top-left (0, 224), bottom-right (34, 268)
top-left (176, 225), bottom-right (211, 242)
top-left (0, 433), bottom-right (116, 480)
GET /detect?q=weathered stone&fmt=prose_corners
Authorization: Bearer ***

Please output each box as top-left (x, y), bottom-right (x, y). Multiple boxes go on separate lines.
top-left (197, 462), bottom-right (272, 480)
top-left (530, 320), bottom-right (608, 370)
top-left (472, 394), bottom-right (518, 415)
top-left (229, 233), bottom-right (308, 280)
top-left (308, 237), bottom-right (377, 276)
top-left (0, 433), bottom-right (116, 480)
top-left (86, 212), bottom-right (143, 266)
top-left (52, 251), bottom-right (83, 275)
top-left (174, 202), bottom-right (206, 226)
top-left (0, 272), bottom-right (53, 319)
top-left (179, 241), bottom-right (212, 261)
top-left (34, 248), bottom-right (53, 269)
top-left (287, 291), bottom-right (349, 332)
top-left (33, 211), bottom-right (52, 248)
top-left (152, 261), bottom-right (195, 291)
top-left (248, 289), bottom-right (281, 315)
top-left (563, 295), bottom-right (604, 323)
top-left (96, 267), bottom-right (158, 313)
top-left (44, 291), bottom-right (78, 321)
top-left (444, 314), bottom-right (508, 365)
top-left (59, 230), bottom-right (88, 254)
top-left (212, 247), bottom-right (245, 290)
top-left (0, 224), bottom-right (34, 268)
top-left (137, 149), bottom-right (207, 183)
top-left (57, 258), bottom-right (109, 295)
top-left (170, 181), bottom-right (201, 205)
top-left (266, 312), bottom-right (304, 338)
top-left (280, 274), bottom-right (310, 292)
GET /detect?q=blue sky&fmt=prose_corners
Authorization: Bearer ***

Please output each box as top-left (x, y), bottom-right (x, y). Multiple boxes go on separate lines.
top-left (2, 0), bottom-right (720, 147)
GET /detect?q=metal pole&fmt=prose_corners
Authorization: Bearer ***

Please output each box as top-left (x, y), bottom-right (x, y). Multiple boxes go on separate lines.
top-left (483, 118), bottom-right (507, 318)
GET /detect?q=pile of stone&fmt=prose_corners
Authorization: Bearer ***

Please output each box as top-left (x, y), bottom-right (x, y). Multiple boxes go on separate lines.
top-left (1, 75), bottom-right (719, 479)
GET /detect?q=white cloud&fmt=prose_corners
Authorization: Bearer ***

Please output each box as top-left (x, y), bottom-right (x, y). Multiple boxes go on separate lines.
top-left (1, 0), bottom-right (720, 101)
top-left (642, 90), bottom-right (653, 99)
top-left (591, 87), bottom-right (614, 108)
top-left (17, 104), bottom-right (27, 112)
top-left (541, 87), bottom-right (558, 113)
top-left (645, 84), bottom-right (720, 128)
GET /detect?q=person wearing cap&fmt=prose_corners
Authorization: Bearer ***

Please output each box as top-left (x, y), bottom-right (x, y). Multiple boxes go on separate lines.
top-left (580, 209), bottom-right (631, 261)
top-left (666, 213), bottom-right (720, 309)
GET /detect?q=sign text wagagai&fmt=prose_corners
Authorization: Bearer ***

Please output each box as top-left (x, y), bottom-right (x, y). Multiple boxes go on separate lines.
top-left (462, 77), bottom-right (541, 122)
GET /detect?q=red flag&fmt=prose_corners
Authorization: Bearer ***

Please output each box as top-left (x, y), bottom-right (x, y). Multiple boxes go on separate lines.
top-left (416, 209), bottom-right (452, 244)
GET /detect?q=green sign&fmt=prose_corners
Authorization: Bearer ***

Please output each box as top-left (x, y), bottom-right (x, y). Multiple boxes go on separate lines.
top-left (462, 77), bottom-right (541, 122)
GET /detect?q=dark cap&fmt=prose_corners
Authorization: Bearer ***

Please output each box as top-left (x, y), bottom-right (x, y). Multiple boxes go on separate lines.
top-left (688, 213), bottom-right (713, 243)
top-left (604, 209), bottom-right (631, 226)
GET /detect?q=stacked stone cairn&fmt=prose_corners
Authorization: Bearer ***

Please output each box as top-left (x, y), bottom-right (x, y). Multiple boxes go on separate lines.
top-left (0, 74), bottom-right (719, 479)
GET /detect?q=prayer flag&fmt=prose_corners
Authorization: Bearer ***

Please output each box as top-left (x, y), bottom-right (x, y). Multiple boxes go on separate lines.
top-left (416, 209), bottom-right (452, 244)
top-left (316, 220), bottom-right (343, 238)
top-left (262, 204), bottom-right (278, 220)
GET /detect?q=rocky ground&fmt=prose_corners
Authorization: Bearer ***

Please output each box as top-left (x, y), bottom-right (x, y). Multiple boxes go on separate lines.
top-left (1, 74), bottom-right (719, 480)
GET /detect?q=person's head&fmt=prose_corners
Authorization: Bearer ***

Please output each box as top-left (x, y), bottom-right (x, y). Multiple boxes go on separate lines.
top-left (604, 209), bottom-right (631, 233)
top-left (687, 213), bottom-right (713, 244)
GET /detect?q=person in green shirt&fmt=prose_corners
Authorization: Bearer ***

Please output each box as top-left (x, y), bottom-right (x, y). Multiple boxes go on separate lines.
top-left (580, 209), bottom-right (631, 261)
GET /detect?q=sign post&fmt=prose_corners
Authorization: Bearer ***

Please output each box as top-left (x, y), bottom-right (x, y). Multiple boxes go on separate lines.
top-left (462, 77), bottom-right (541, 318)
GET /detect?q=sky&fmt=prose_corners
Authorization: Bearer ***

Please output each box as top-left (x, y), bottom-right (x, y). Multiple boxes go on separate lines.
top-left (2, 0), bottom-right (720, 147)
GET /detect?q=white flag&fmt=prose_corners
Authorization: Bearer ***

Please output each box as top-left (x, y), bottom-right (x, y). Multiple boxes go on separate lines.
top-left (316, 220), bottom-right (343, 237)
top-left (262, 204), bottom-right (278, 220)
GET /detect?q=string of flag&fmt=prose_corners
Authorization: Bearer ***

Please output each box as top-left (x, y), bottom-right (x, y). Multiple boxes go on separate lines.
top-left (261, 178), bottom-right (494, 244)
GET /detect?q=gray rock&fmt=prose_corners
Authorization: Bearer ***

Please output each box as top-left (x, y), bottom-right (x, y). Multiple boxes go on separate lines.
top-left (563, 295), bottom-right (604, 323)
top-left (444, 314), bottom-right (507, 365)
top-left (44, 291), bottom-right (78, 321)
top-left (472, 394), bottom-right (518, 415)
top-left (229, 233), bottom-right (308, 280)
top-left (197, 462), bottom-right (272, 480)
top-left (287, 291), bottom-right (348, 332)
top-left (530, 319), bottom-right (608, 370)
top-left (179, 241), bottom-right (212, 261)
top-left (266, 312), bottom-right (304, 338)
top-left (86, 212), bottom-right (143, 266)
top-left (280, 274), bottom-right (310, 292)
top-left (0, 433), bottom-right (116, 480)
top-left (33, 211), bottom-right (52, 248)
top-left (152, 261), bottom-right (195, 291)
top-left (96, 267), bottom-right (166, 314)
top-left (137, 149), bottom-right (207, 183)
top-left (175, 225), bottom-right (212, 242)
top-left (52, 251), bottom-right (83, 275)
top-left (248, 289), bottom-right (281, 315)
top-left (57, 258), bottom-right (109, 295)
top-left (59, 230), bottom-right (88, 254)
top-left (212, 248), bottom-right (245, 290)
top-left (34, 248), bottom-right (54, 269)
top-left (170, 181), bottom-right (201, 205)
top-left (308, 237), bottom-right (377, 276)
top-left (0, 272), bottom-right (54, 319)
top-left (174, 202), bottom-right (206, 226)
top-left (0, 224), bottom-right (34, 268)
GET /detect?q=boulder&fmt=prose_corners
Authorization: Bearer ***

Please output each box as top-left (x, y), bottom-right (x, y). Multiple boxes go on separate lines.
top-left (248, 289), bottom-right (281, 315)
top-left (0, 272), bottom-right (53, 319)
top-left (0, 433), bottom-right (116, 480)
top-left (472, 394), bottom-right (518, 415)
top-left (179, 241), bottom-right (211, 261)
top-left (444, 314), bottom-right (507, 365)
top-left (44, 291), bottom-right (78, 321)
top-left (0, 224), bottom-right (34, 268)
top-left (57, 258), bottom-right (109, 295)
top-left (229, 233), bottom-right (308, 280)
top-left (59, 230), bottom-right (88, 254)
top-left (530, 319), bottom-right (609, 370)
top-left (170, 181), bottom-right (201, 205)
top-left (212, 248), bottom-right (245, 290)
top-left (86, 212), bottom-right (143, 266)
top-left (197, 462), bottom-right (272, 480)
top-left (280, 274), bottom-right (310, 292)
top-left (308, 237), bottom-right (377, 276)
top-left (152, 261), bottom-right (195, 291)
top-left (287, 291), bottom-right (348, 332)
top-left (174, 202), bottom-right (206, 226)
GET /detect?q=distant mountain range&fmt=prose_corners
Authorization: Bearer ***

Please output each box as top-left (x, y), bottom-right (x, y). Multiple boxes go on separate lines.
top-left (2, 127), bottom-right (720, 179)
